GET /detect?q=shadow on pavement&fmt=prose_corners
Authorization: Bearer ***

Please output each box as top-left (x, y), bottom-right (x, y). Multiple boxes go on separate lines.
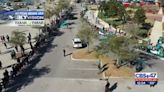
top-left (6, 66), bottom-right (50, 92)
top-left (6, 46), bottom-right (13, 49)
top-left (70, 12), bottom-right (78, 16)
top-left (0, 50), bottom-right (12, 55)
top-left (137, 52), bottom-right (159, 70)
top-left (109, 82), bottom-right (118, 92)
top-left (53, 31), bottom-right (64, 36)
top-left (67, 22), bottom-right (75, 25)
top-left (139, 52), bottom-right (158, 61)
top-left (65, 53), bottom-right (72, 57)
top-left (5, 31), bottom-right (64, 92)
top-left (68, 15), bottom-right (78, 20)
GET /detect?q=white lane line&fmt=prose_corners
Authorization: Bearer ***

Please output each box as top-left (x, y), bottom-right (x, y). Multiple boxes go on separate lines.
top-left (68, 68), bottom-right (98, 71)
top-left (52, 77), bottom-right (102, 82)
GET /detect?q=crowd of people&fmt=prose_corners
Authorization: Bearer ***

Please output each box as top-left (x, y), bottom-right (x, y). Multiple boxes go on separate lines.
top-left (0, 30), bottom-right (51, 92)
top-left (1, 35), bottom-right (10, 49)
top-left (0, 35), bottom-right (38, 91)
top-left (0, 4), bottom-right (76, 91)
top-left (0, 6), bottom-right (71, 91)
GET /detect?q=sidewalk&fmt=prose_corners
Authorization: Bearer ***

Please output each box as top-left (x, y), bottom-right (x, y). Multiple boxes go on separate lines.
top-left (0, 26), bottom-right (40, 79)
top-left (0, 0), bottom-right (60, 79)
top-left (149, 8), bottom-right (164, 46)
top-left (84, 10), bottom-right (109, 29)
top-left (149, 21), bottom-right (163, 45)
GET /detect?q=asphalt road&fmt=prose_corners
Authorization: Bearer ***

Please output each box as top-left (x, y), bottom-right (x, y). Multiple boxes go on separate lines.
top-left (6, 3), bottom-right (104, 92)
top-left (4, 2), bottom-right (164, 92)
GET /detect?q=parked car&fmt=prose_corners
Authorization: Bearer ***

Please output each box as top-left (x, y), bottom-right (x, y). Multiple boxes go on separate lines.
top-left (72, 38), bottom-right (82, 48)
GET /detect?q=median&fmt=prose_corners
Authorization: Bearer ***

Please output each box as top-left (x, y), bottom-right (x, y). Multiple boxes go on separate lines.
top-left (71, 48), bottom-right (134, 78)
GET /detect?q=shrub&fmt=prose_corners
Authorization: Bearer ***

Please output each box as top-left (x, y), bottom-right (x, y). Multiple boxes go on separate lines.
top-left (137, 29), bottom-right (149, 38)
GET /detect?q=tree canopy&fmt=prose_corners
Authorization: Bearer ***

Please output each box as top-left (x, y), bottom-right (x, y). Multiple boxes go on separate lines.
top-left (134, 8), bottom-right (146, 25)
top-left (109, 36), bottom-right (137, 61)
top-left (77, 19), bottom-right (97, 52)
top-left (55, 0), bottom-right (70, 14)
top-left (10, 30), bottom-right (26, 46)
top-left (45, 8), bottom-right (53, 18)
top-left (99, 0), bottom-right (128, 21)
top-left (95, 35), bottom-right (138, 67)
top-left (45, 0), bottom-right (70, 18)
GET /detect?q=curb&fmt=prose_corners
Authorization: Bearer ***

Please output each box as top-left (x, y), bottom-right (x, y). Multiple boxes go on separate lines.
top-left (101, 72), bottom-right (133, 79)
top-left (71, 54), bottom-right (98, 62)
top-left (136, 49), bottom-right (164, 60)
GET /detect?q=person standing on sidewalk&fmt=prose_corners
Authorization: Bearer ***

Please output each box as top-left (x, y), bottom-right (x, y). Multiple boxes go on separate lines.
top-left (17, 58), bottom-right (20, 63)
top-left (3, 42), bottom-right (7, 48)
top-left (105, 79), bottom-right (110, 92)
top-left (6, 35), bottom-right (9, 42)
top-left (98, 60), bottom-right (101, 69)
top-left (0, 61), bottom-right (2, 69)
top-left (2, 36), bottom-right (5, 42)
top-left (0, 83), bottom-right (2, 92)
top-left (28, 35), bottom-right (31, 43)
top-left (28, 33), bottom-right (31, 38)
top-left (63, 49), bottom-right (66, 57)
top-left (15, 45), bottom-right (18, 52)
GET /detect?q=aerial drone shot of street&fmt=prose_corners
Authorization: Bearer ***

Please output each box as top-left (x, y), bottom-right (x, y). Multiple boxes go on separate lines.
top-left (0, 0), bottom-right (163, 92)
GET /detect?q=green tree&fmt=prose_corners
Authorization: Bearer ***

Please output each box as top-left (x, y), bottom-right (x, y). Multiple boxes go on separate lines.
top-left (106, 0), bottom-right (118, 17)
top-left (10, 30), bottom-right (26, 54)
top-left (45, 8), bottom-right (53, 18)
top-left (52, 0), bottom-right (70, 17)
top-left (125, 22), bottom-right (140, 39)
top-left (161, 0), bottom-right (164, 13)
top-left (95, 36), bottom-right (138, 68)
top-left (59, 0), bottom-right (70, 9)
top-left (125, 22), bottom-right (150, 39)
top-left (99, 1), bottom-right (105, 12)
top-left (116, 2), bottom-right (128, 23)
top-left (109, 36), bottom-right (138, 67)
top-left (53, 6), bottom-right (61, 17)
top-left (99, 0), bottom-right (127, 19)
top-left (134, 8), bottom-right (146, 25)
top-left (45, 0), bottom-right (70, 18)
top-left (99, 1), bottom-right (108, 16)
top-left (77, 19), bottom-right (97, 52)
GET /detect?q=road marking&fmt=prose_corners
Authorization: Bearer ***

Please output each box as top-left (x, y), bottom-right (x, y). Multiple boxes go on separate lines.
top-left (52, 77), bottom-right (102, 82)
top-left (68, 68), bottom-right (98, 71)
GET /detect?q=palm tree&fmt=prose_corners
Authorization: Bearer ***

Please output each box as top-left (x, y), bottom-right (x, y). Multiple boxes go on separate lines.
top-left (10, 30), bottom-right (26, 55)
